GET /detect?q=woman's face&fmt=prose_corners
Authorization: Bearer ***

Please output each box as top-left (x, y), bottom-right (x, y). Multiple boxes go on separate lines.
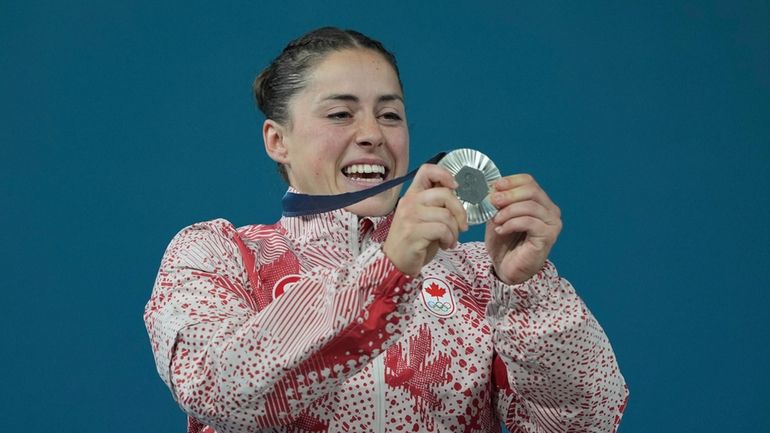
top-left (266, 48), bottom-right (409, 217)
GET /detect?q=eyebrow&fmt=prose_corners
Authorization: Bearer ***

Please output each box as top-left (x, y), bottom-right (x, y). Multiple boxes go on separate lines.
top-left (321, 94), bottom-right (404, 103)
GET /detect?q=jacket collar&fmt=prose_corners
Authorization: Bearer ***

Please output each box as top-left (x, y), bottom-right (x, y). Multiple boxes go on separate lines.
top-left (278, 187), bottom-right (394, 244)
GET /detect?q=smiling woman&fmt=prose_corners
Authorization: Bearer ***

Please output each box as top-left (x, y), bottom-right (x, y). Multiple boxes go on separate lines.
top-left (262, 48), bottom-right (409, 217)
top-left (144, 26), bottom-right (627, 433)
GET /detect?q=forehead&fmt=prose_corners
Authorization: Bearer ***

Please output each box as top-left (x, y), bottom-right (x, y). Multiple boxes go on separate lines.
top-left (302, 48), bottom-right (402, 98)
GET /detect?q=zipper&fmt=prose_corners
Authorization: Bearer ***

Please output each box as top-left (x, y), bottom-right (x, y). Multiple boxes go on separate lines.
top-left (372, 352), bottom-right (386, 433)
top-left (354, 215), bottom-right (384, 431)
top-left (349, 214), bottom-right (359, 256)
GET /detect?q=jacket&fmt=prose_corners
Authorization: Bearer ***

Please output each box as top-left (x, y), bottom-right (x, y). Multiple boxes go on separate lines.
top-left (144, 209), bottom-right (627, 432)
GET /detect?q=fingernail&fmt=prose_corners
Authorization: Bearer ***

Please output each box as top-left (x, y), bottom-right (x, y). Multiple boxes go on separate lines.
top-left (495, 226), bottom-right (503, 234)
top-left (493, 193), bottom-right (504, 203)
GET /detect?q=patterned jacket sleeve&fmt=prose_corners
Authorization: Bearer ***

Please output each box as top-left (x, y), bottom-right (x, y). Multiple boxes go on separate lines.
top-left (144, 219), bottom-right (417, 432)
top-left (461, 245), bottom-right (628, 432)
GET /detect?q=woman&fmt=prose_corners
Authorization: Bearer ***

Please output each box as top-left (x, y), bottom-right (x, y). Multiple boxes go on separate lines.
top-left (145, 27), bottom-right (627, 433)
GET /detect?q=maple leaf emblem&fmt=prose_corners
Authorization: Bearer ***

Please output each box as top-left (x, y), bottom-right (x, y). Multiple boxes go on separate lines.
top-left (425, 282), bottom-right (446, 298)
top-left (385, 325), bottom-right (451, 416)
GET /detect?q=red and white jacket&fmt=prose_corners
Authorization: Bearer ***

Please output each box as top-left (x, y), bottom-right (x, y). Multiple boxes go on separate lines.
top-left (144, 209), bottom-right (627, 433)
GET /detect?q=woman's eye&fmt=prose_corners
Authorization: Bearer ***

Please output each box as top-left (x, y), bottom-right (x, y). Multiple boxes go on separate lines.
top-left (328, 112), bottom-right (352, 120)
top-left (380, 112), bottom-right (402, 121)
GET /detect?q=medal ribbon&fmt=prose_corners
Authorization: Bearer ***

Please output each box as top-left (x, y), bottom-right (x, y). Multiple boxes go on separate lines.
top-left (282, 152), bottom-right (446, 217)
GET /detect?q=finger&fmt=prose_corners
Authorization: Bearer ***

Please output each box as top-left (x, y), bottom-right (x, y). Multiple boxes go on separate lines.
top-left (492, 200), bottom-right (554, 226)
top-left (445, 193), bottom-right (468, 232)
top-left (492, 173), bottom-right (536, 191)
top-left (419, 188), bottom-right (468, 232)
top-left (417, 206), bottom-right (460, 240)
top-left (421, 221), bottom-right (459, 250)
top-left (491, 182), bottom-right (559, 215)
top-left (420, 187), bottom-right (458, 207)
top-left (408, 164), bottom-right (457, 193)
top-left (493, 215), bottom-right (550, 237)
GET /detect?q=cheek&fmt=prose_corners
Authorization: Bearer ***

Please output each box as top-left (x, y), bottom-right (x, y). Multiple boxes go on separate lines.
top-left (294, 128), bottom-right (347, 173)
top-left (317, 131), bottom-right (350, 161)
top-left (389, 130), bottom-right (410, 168)
top-left (306, 154), bottom-right (327, 178)
top-left (390, 127), bottom-right (409, 149)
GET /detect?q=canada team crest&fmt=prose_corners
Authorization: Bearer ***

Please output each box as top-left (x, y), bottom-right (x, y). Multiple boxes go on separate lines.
top-left (420, 277), bottom-right (456, 317)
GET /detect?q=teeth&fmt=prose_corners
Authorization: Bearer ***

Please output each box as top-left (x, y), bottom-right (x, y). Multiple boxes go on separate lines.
top-left (343, 164), bottom-right (386, 175)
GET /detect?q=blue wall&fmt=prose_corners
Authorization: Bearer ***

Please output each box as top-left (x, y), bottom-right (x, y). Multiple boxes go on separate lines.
top-left (2, 1), bottom-right (768, 431)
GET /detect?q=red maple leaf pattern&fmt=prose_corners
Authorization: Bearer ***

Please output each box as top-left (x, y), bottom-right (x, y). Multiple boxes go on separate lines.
top-left (424, 281), bottom-right (446, 298)
top-left (385, 325), bottom-right (450, 422)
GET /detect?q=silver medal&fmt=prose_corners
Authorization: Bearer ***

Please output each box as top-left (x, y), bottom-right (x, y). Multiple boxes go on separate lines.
top-left (437, 148), bottom-right (501, 225)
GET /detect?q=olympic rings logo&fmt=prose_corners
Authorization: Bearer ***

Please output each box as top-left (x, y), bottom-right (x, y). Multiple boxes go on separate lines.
top-left (427, 300), bottom-right (452, 312)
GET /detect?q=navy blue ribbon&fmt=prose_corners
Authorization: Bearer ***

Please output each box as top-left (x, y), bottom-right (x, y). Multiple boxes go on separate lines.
top-left (282, 152), bottom-right (447, 217)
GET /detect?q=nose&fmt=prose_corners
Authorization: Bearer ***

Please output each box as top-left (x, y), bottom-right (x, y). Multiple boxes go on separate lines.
top-left (355, 114), bottom-right (384, 147)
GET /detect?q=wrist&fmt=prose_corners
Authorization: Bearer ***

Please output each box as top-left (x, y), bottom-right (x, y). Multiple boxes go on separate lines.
top-left (382, 243), bottom-right (418, 277)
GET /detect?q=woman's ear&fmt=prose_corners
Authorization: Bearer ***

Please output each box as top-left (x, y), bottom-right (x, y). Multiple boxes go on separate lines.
top-left (263, 119), bottom-right (289, 164)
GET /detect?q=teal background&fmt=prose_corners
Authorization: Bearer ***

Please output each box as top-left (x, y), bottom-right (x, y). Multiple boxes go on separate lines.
top-left (2, 1), bottom-right (768, 432)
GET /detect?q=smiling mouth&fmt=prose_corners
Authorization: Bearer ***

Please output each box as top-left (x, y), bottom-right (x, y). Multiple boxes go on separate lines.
top-left (341, 163), bottom-right (389, 183)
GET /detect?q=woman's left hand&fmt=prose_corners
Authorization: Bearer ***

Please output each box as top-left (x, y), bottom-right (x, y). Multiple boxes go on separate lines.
top-left (485, 174), bottom-right (562, 285)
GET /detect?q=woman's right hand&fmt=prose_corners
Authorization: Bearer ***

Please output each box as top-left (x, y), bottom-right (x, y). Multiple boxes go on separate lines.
top-left (383, 164), bottom-right (468, 276)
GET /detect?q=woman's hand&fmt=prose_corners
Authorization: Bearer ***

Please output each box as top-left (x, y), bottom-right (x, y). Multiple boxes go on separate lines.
top-left (485, 174), bottom-right (562, 285)
top-left (384, 164), bottom-right (468, 276)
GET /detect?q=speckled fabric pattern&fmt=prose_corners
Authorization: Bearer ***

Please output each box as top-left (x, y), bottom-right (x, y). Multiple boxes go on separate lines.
top-left (145, 208), bottom-right (627, 432)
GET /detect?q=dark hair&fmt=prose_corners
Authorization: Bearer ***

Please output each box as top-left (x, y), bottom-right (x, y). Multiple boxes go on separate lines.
top-left (253, 27), bottom-right (402, 183)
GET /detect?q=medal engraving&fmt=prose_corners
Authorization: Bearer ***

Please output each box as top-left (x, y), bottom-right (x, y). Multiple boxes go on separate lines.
top-left (454, 166), bottom-right (489, 205)
top-left (438, 148), bottom-right (502, 225)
